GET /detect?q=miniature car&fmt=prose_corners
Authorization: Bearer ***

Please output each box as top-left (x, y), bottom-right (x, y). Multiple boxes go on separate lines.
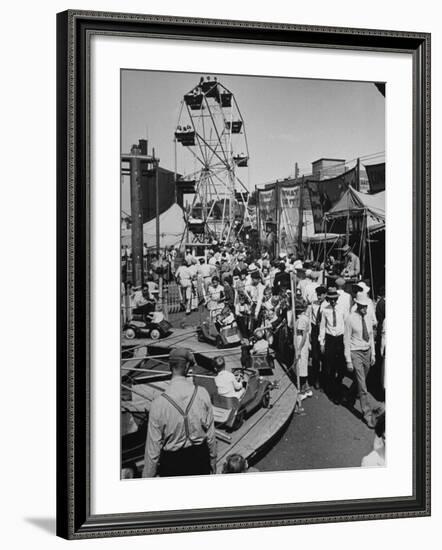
top-left (124, 303), bottom-right (172, 340)
top-left (197, 318), bottom-right (241, 348)
top-left (193, 368), bottom-right (272, 431)
top-left (250, 350), bottom-right (275, 372)
top-left (240, 335), bottom-right (276, 373)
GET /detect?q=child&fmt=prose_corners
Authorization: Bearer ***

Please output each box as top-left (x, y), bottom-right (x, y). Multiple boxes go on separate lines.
top-left (214, 356), bottom-right (244, 399)
top-left (252, 328), bottom-right (269, 355)
top-left (215, 304), bottom-right (235, 331)
top-left (222, 453), bottom-right (259, 474)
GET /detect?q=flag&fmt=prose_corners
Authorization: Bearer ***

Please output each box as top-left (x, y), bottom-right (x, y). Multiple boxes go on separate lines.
top-left (365, 162), bottom-right (385, 193)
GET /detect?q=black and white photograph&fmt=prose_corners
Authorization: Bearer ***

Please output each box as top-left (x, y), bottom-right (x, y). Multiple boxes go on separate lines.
top-left (120, 70), bottom-right (386, 479)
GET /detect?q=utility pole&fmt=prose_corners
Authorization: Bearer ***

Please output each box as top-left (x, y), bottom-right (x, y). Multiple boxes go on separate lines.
top-left (297, 176), bottom-right (304, 257)
top-left (129, 144), bottom-right (144, 287)
top-left (153, 147), bottom-right (160, 258)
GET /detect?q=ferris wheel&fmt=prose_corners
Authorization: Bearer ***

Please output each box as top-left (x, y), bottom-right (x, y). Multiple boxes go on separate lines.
top-left (174, 76), bottom-right (251, 244)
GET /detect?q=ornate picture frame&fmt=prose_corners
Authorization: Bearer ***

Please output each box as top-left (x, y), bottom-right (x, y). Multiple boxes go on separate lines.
top-left (56, 10), bottom-right (430, 539)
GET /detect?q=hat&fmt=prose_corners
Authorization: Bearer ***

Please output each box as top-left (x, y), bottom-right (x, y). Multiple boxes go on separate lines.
top-left (341, 244), bottom-right (351, 254)
top-left (326, 287), bottom-right (339, 300)
top-left (335, 277), bottom-right (346, 288)
top-left (248, 262), bottom-right (258, 272)
top-left (279, 252), bottom-right (287, 259)
top-left (293, 260), bottom-right (303, 270)
top-left (354, 281), bottom-right (370, 293)
top-left (169, 348), bottom-right (195, 368)
top-left (305, 269), bottom-right (313, 278)
top-left (354, 294), bottom-right (371, 307)
top-left (254, 328), bottom-right (265, 338)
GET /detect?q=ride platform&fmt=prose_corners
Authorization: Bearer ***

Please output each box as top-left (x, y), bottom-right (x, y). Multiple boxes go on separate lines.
top-left (122, 328), bottom-right (298, 474)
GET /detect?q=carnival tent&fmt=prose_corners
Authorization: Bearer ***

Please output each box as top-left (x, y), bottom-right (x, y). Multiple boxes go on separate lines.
top-left (121, 203), bottom-right (185, 248)
top-left (326, 186), bottom-right (385, 226)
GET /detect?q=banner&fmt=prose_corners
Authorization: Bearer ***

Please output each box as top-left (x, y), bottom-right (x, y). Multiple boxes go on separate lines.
top-left (365, 162), bottom-right (385, 193)
top-left (306, 165), bottom-right (358, 232)
top-left (257, 186), bottom-right (277, 243)
top-left (278, 184), bottom-right (301, 253)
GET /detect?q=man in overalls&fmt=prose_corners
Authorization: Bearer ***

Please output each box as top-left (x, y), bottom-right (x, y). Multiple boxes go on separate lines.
top-left (143, 348), bottom-right (217, 477)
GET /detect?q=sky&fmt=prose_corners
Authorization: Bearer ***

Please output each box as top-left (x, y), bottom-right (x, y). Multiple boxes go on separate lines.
top-left (121, 70), bottom-right (385, 212)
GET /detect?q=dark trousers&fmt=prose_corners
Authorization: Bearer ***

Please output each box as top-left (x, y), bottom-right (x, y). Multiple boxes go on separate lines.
top-left (323, 333), bottom-right (345, 398)
top-left (158, 442), bottom-right (211, 477)
top-left (310, 325), bottom-right (322, 387)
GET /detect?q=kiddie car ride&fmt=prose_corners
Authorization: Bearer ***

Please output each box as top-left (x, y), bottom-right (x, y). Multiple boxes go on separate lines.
top-left (197, 317), bottom-right (242, 348)
top-left (193, 367), bottom-right (273, 431)
top-left (124, 303), bottom-right (172, 340)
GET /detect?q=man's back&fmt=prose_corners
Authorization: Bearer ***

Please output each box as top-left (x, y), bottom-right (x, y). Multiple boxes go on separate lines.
top-left (143, 376), bottom-right (216, 477)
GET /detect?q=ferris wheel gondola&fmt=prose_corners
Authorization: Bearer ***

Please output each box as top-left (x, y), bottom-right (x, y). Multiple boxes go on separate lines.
top-left (174, 76), bottom-right (251, 244)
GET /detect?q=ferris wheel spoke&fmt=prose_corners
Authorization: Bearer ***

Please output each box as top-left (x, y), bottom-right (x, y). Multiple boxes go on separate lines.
top-left (185, 103), bottom-right (210, 166)
top-left (194, 131), bottom-right (230, 169)
top-left (203, 97), bottom-right (230, 166)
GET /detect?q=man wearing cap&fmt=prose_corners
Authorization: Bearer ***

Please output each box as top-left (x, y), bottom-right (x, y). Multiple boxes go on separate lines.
top-left (143, 348), bottom-right (217, 477)
top-left (341, 244), bottom-right (360, 279)
top-left (344, 295), bottom-right (376, 428)
top-left (319, 286), bottom-right (348, 402)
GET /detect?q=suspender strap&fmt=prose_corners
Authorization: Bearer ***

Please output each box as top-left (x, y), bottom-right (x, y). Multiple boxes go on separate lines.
top-left (161, 386), bottom-right (199, 446)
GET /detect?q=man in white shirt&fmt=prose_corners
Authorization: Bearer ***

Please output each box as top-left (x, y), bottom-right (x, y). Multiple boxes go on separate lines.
top-left (304, 270), bottom-right (320, 304)
top-left (175, 262), bottom-right (193, 314)
top-left (197, 257), bottom-right (215, 292)
top-left (245, 271), bottom-right (265, 331)
top-left (344, 295), bottom-right (376, 428)
top-left (335, 277), bottom-right (352, 313)
top-left (351, 281), bottom-right (377, 328)
top-left (319, 287), bottom-right (347, 403)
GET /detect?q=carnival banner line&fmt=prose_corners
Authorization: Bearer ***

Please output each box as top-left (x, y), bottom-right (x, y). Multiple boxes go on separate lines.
top-left (278, 184), bottom-right (301, 254)
top-left (257, 185), bottom-right (277, 246)
top-left (306, 164), bottom-right (359, 233)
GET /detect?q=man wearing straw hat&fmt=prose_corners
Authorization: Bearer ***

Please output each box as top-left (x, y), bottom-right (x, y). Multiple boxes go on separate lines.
top-left (143, 348), bottom-right (217, 477)
top-left (341, 243), bottom-right (361, 279)
top-left (319, 286), bottom-right (347, 403)
top-left (344, 295), bottom-right (377, 428)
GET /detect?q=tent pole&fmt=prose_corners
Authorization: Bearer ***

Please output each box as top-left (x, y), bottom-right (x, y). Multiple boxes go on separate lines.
top-left (323, 215), bottom-right (327, 286)
top-left (360, 208), bottom-right (367, 280)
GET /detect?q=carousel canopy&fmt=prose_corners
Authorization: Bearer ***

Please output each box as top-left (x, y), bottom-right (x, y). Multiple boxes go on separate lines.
top-left (326, 186), bottom-right (385, 224)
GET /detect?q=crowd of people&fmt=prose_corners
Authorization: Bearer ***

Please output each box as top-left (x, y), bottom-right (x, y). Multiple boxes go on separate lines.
top-left (134, 240), bottom-right (386, 478)
top-left (165, 243), bottom-right (384, 425)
